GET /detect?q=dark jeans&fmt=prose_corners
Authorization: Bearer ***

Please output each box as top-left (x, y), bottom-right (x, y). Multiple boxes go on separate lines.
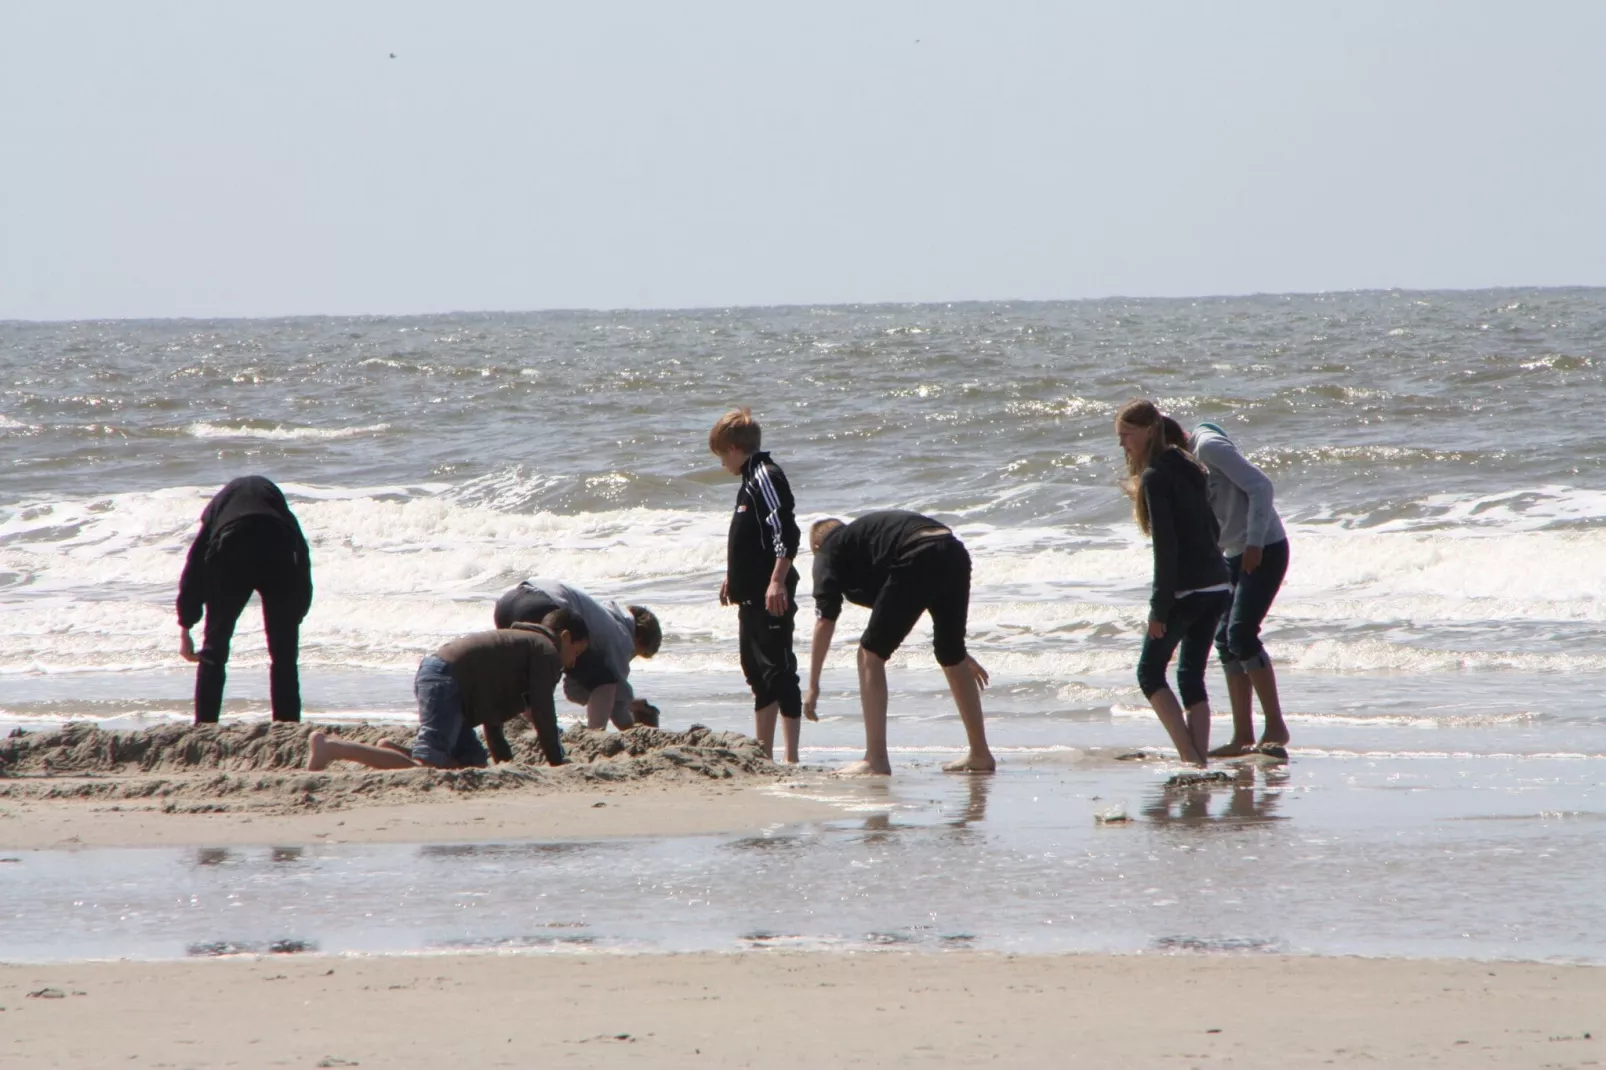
top-left (1215, 538), bottom-right (1289, 674)
top-left (1137, 589), bottom-right (1231, 708)
top-left (195, 521), bottom-right (306, 724)
top-left (410, 655), bottom-right (490, 767)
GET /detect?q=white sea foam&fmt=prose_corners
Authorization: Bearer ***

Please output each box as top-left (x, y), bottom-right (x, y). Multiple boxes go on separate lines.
top-left (3, 483), bottom-right (1605, 681)
top-left (185, 422), bottom-right (392, 441)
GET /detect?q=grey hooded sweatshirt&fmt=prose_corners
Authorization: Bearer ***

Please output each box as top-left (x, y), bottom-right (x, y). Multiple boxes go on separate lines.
top-left (1188, 423), bottom-right (1287, 558)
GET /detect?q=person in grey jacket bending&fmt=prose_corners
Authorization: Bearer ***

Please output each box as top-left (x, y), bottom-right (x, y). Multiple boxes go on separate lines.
top-left (493, 579), bottom-right (661, 729)
top-left (1184, 421), bottom-right (1291, 757)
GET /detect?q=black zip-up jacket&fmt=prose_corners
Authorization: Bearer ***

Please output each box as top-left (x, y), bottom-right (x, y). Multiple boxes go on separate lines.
top-left (726, 451), bottom-right (800, 605)
top-left (1141, 448), bottom-right (1229, 620)
top-left (176, 476), bottom-right (313, 628)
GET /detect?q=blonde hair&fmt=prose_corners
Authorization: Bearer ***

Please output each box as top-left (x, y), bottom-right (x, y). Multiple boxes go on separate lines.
top-left (809, 517), bottom-right (844, 551)
top-left (708, 408), bottom-right (761, 455)
top-left (1115, 399), bottom-right (1195, 536)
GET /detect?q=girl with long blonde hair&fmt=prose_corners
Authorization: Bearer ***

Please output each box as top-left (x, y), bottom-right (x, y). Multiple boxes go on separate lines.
top-left (1115, 400), bottom-right (1230, 766)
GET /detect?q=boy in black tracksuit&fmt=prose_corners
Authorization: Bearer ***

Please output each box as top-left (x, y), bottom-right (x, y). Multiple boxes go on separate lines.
top-left (176, 475), bottom-right (313, 724)
top-left (709, 408), bottom-right (803, 762)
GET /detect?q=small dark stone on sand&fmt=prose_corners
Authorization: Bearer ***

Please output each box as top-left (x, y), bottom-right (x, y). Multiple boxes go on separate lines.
top-left (27, 988), bottom-right (66, 999)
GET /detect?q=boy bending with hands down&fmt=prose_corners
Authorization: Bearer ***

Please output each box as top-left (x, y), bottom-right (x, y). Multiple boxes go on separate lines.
top-left (805, 510), bottom-right (995, 776)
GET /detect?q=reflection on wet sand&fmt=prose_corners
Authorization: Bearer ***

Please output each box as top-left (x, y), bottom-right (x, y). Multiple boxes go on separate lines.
top-left (1143, 764), bottom-right (1289, 827)
top-left (947, 774), bottom-right (992, 830)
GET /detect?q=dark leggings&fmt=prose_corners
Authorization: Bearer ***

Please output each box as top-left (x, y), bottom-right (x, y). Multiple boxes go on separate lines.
top-left (195, 523), bottom-right (305, 724)
top-left (1136, 590), bottom-right (1231, 708)
top-left (1215, 538), bottom-right (1289, 673)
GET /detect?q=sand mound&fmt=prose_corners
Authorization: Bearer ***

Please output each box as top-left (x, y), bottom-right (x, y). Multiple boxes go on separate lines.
top-left (0, 721), bottom-right (778, 812)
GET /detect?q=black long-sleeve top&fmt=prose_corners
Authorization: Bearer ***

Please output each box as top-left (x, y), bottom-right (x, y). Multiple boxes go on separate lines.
top-left (811, 509), bottom-right (950, 622)
top-left (1141, 449), bottom-right (1229, 620)
top-left (176, 476), bottom-right (312, 628)
top-left (725, 451), bottom-right (800, 604)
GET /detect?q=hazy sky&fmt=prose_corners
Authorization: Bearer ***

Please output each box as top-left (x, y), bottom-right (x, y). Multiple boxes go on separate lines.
top-left (3, 1), bottom-right (1603, 320)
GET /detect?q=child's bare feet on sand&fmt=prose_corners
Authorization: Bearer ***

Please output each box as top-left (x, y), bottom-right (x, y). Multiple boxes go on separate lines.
top-left (942, 754), bottom-right (997, 773)
top-left (835, 759), bottom-right (892, 777)
top-left (378, 739), bottom-right (412, 757)
top-left (1208, 739), bottom-right (1256, 758)
top-left (306, 730), bottom-right (331, 771)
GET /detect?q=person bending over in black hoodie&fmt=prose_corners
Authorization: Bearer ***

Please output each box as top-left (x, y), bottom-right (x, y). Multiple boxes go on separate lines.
top-left (176, 476), bottom-right (313, 724)
top-left (1115, 400), bottom-right (1230, 767)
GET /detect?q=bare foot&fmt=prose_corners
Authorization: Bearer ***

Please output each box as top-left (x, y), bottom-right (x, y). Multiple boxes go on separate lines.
top-left (306, 730), bottom-right (331, 771)
top-left (1208, 740), bottom-right (1256, 758)
top-left (378, 739), bottom-right (412, 757)
top-left (835, 759), bottom-right (892, 777)
top-left (942, 754), bottom-right (996, 773)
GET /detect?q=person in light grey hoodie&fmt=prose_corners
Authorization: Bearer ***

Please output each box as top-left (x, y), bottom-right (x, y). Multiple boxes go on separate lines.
top-left (1183, 421), bottom-right (1291, 757)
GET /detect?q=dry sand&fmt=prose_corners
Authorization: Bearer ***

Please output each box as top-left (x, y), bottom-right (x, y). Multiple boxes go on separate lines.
top-left (0, 721), bottom-right (843, 848)
top-left (2, 951), bottom-right (1601, 1068)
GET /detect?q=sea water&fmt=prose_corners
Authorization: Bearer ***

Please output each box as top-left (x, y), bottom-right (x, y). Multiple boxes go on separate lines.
top-left (2, 289), bottom-right (1603, 962)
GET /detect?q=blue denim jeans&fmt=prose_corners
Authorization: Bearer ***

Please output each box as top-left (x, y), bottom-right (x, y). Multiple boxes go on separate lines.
top-left (411, 655), bottom-right (489, 768)
top-left (1215, 538), bottom-right (1289, 674)
top-left (1137, 589), bottom-right (1232, 708)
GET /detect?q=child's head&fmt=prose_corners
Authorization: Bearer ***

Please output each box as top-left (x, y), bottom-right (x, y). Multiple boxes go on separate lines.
top-left (709, 408), bottom-right (762, 474)
top-left (809, 517), bottom-right (844, 552)
top-left (541, 606), bottom-right (591, 668)
top-left (628, 605), bottom-right (662, 659)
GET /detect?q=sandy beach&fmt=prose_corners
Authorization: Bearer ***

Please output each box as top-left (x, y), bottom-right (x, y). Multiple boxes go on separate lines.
top-left (0, 720), bottom-right (842, 848)
top-left (3, 951), bottom-right (1601, 1069)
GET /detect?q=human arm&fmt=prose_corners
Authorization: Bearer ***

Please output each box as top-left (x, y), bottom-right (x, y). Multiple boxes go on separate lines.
top-left (175, 519), bottom-right (212, 631)
top-left (765, 556), bottom-right (793, 617)
top-left (179, 629), bottom-right (199, 662)
top-left (482, 719), bottom-right (514, 764)
top-left (526, 651), bottom-right (567, 764)
top-left (803, 616), bottom-right (835, 721)
top-left (1144, 471), bottom-right (1179, 626)
top-left (1195, 434), bottom-right (1276, 572)
top-left (755, 461), bottom-right (799, 616)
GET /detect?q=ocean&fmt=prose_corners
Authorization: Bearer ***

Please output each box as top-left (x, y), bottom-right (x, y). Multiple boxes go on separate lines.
top-left (3, 287), bottom-right (1604, 962)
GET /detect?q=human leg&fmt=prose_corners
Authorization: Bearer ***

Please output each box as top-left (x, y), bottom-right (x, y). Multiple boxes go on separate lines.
top-left (841, 566), bottom-right (928, 776)
top-left (780, 709), bottom-right (800, 764)
top-left (925, 541), bottom-right (994, 773)
top-left (1209, 555), bottom-right (1257, 756)
top-left (409, 656), bottom-right (477, 767)
top-left (1176, 591), bottom-right (1230, 761)
top-left (307, 730), bottom-right (417, 770)
top-left (753, 702), bottom-right (779, 760)
top-left (941, 659), bottom-right (995, 772)
top-left (194, 573), bottom-right (253, 724)
top-left (261, 590), bottom-right (302, 723)
top-left (836, 647), bottom-right (892, 775)
top-left (1226, 539), bottom-right (1289, 746)
top-left (1136, 613), bottom-right (1203, 765)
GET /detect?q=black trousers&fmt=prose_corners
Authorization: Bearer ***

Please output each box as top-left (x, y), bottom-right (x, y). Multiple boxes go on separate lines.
top-left (738, 592), bottom-right (802, 719)
top-left (195, 521), bottom-right (305, 724)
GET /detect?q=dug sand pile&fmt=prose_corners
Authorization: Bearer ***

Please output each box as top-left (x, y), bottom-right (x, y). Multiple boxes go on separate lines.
top-left (0, 720), bottom-right (779, 814)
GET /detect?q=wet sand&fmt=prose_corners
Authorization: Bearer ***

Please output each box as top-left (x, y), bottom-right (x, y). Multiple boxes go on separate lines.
top-left (2, 951), bottom-right (1601, 1069)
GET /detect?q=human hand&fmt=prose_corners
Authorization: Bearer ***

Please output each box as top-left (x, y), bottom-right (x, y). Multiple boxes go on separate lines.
top-left (765, 579), bottom-right (789, 617)
top-left (803, 686), bottom-right (819, 722)
top-left (718, 579), bottom-right (730, 607)
top-left (1148, 619), bottom-right (1166, 639)
top-left (179, 629), bottom-right (199, 663)
top-left (1242, 545), bottom-right (1263, 574)
top-left (966, 656), bottom-right (990, 690)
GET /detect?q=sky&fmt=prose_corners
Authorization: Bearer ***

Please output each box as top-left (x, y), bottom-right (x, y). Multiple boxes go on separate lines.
top-left (2, 1), bottom-right (1603, 320)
